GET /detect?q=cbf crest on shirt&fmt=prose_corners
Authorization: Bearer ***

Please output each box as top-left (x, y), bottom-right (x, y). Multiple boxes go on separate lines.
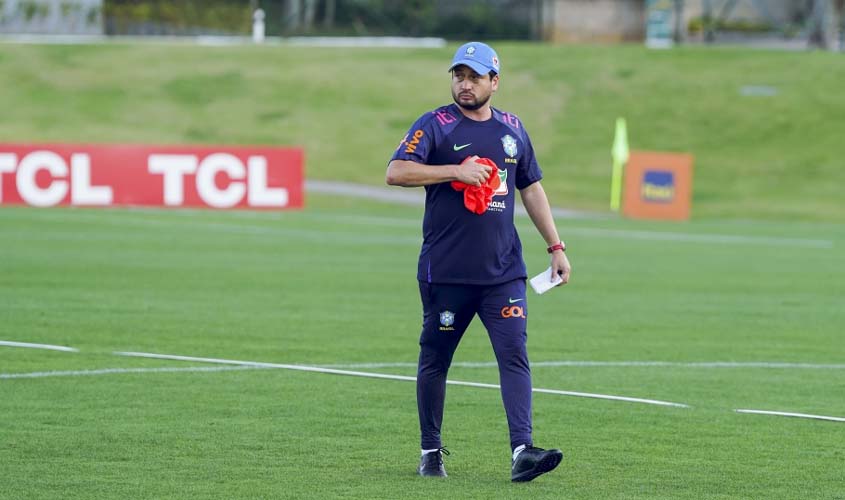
top-left (390, 104), bottom-right (543, 285)
top-left (502, 134), bottom-right (518, 158)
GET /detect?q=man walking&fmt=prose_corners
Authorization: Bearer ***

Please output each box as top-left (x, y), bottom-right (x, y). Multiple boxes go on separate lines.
top-left (385, 42), bottom-right (571, 482)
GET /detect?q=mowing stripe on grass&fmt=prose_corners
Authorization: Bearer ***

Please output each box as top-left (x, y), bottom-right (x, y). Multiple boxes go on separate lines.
top-left (554, 227), bottom-right (834, 249)
top-left (735, 409), bottom-right (845, 423)
top-left (0, 340), bottom-right (79, 352)
top-left (321, 360), bottom-right (845, 370)
top-left (4, 208), bottom-right (833, 249)
top-left (0, 366), bottom-right (263, 379)
top-left (113, 351), bottom-right (690, 408)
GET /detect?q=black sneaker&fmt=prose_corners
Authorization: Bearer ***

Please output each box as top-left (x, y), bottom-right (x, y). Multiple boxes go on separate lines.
top-left (418, 448), bottom-right (449, 477)
top-left (511, 445), bottom-right (563, 482)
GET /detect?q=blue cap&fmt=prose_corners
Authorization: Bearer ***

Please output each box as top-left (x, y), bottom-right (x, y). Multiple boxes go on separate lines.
top-left (448, 42), bottom-right (500, 76)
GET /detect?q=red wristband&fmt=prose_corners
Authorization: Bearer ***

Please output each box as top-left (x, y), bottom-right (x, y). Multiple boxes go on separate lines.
top-left (547, 241), bottom-right (566, 253)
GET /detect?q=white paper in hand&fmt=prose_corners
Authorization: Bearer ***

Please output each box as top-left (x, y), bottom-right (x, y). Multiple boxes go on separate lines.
top-left (529, 267), bottom-right (563, 295)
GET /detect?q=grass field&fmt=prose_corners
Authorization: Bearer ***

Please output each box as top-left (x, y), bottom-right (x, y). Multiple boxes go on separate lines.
top-left (1, 41), bottom-right (844, 220)
top-left (1, 194), bottom-right (843, 499)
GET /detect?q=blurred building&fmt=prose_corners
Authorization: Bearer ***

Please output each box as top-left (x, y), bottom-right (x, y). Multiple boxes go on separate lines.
top-left (0, 0), bottom-right (103, 35)
top-left (542, 0), bottom-right (647, 42)
top-left (543, 0), bottom-right (840, 49)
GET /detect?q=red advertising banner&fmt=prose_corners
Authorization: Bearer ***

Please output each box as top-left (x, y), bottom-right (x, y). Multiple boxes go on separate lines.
top-left (0, 143), bottom-right (304, 210)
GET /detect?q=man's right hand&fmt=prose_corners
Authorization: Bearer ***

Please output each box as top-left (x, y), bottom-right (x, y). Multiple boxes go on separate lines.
top-left (455, 156), bottom-right (493, 187)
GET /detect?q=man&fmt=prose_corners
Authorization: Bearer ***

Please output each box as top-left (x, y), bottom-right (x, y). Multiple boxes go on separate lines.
top-left (385, 41), bottom-right (571, 482)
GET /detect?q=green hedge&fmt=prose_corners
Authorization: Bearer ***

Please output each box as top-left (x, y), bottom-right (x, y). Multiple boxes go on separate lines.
top-left (687, 16), bottom-right (776, 35)
top-left (104, 0), bottom-right (251, 35)
top-left (102, 0), bottom-right (535, 39)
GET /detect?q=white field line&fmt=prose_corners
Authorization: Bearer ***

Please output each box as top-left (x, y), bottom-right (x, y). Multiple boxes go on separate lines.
top-left (114, 351), bottom-right (690, 408)
top-left (735, 409), bottom-right (845, 423)
top-left (7, 352), bottom-right (842, 419)
top-left (319, 360), bottom-right (845, 370)
top-left (2, 338), bottom-right (838, 371)
top-left (0, 340), bottom-right (79, 352)
top-left (0, 366), bottom-right (263, 379)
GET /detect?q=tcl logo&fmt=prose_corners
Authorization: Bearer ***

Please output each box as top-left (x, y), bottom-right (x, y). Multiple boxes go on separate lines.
top-left (501, 306), bottom-right (526, 319)
top-left (0, 151), bottom-right (111, 207)
top-left (0, 144), bottom-right (303, 210)
top-left (149, 153), bottom-right (286, 208)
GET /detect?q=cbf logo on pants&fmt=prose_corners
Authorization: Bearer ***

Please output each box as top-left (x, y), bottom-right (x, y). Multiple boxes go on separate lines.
top-left (439, 311), bottom-right (456, 331)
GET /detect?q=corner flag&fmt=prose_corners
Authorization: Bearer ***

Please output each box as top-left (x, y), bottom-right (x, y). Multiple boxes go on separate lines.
top-left (610, 117), bottom-right (629, 211)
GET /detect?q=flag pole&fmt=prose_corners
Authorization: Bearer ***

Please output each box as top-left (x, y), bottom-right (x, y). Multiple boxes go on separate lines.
top-left (610, 117), bottom-right (629, 211)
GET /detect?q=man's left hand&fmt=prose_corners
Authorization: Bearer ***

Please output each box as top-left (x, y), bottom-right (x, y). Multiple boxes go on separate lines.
top-left (551, 251), bottom-right (571, 285)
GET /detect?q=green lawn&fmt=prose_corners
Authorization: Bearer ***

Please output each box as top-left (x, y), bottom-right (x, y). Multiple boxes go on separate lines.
top-left (1, 198), bottom-right (843, 499)
top-left (1, 41), bottom-right (843, 220)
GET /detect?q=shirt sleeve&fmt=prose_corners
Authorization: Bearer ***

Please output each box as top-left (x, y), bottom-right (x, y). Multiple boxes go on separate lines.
top-left (389, 113), bottom-right (440, 165)
top-left (515, 127), bottom-right (543, 190)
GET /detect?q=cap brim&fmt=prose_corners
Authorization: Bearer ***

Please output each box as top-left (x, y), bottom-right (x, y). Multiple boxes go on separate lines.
top-left (448, 59), bottom-right (496, 75)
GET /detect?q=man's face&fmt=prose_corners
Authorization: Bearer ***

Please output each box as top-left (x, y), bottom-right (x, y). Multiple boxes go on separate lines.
top-left (451, 65), bottom-right (498, 111)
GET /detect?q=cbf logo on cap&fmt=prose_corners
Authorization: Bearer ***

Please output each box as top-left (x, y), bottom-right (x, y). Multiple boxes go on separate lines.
top-left (448, 42), bottom-right (500, 76)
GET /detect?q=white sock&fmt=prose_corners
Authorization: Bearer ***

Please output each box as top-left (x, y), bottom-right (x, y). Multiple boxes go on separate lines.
top-left (512, 444), bottom-right (527, 462)
top-left (421, 448), bottom-right (440, 456)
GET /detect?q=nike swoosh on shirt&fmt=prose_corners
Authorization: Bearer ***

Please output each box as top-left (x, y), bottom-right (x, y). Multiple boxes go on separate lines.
top-left (453, 143), bottom-right (472, 151)
top-left (508, 298), bottom-right (523, 304)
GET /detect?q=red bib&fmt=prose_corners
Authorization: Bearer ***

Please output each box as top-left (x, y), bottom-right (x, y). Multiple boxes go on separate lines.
top-left (451, 157), bottom-right (501, 215)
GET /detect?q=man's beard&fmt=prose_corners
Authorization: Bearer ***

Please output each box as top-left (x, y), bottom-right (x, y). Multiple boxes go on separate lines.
top-left (452, 91), bottom-right (491, 111)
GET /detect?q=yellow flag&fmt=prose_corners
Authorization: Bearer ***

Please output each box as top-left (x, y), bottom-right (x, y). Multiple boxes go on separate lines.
top-left (612, 118), bottom-right (629, 165)
top-left (610, 118), bottom-right (629, 211)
